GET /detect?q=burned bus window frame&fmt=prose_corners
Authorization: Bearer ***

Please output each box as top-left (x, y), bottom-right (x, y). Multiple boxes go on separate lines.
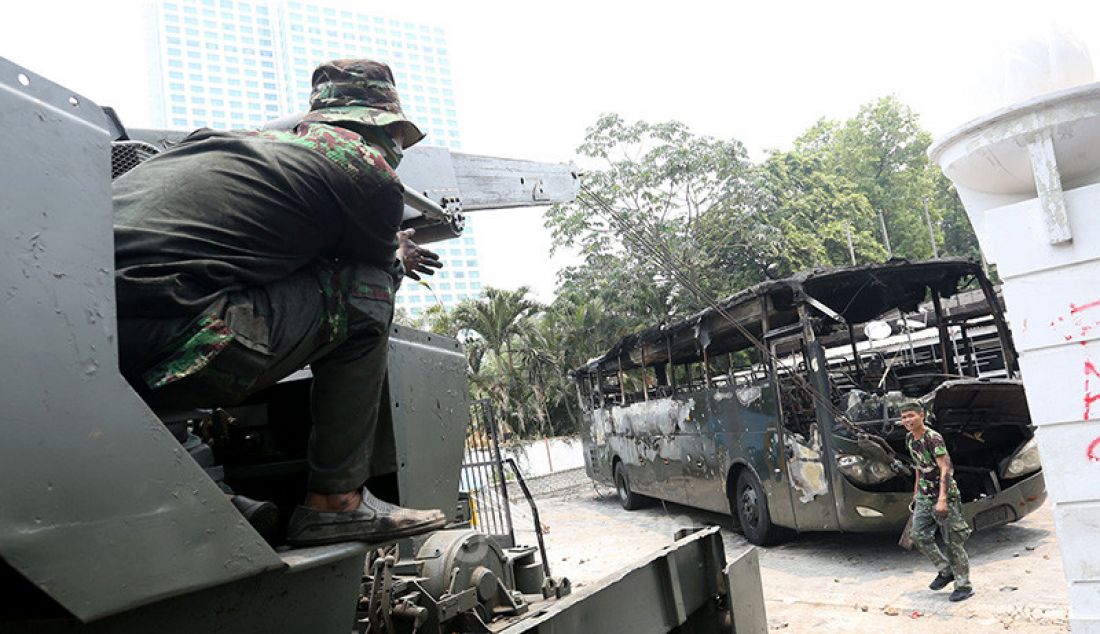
top-left (574, 259), bottom-right (1046, 546)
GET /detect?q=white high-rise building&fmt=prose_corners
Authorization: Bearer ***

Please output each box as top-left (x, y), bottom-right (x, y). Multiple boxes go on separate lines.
top-left (146, 0), bottom-right (482, 316)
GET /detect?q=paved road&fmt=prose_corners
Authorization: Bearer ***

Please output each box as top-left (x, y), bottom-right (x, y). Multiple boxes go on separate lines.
top-left (512, 477), bottom-right (1070, 632)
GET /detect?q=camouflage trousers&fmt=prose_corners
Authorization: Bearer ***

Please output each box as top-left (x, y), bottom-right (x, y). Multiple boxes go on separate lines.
top-left (119, 261), bottom-right (396, 494)
top-left (910, 496), bottom-right (972, 590)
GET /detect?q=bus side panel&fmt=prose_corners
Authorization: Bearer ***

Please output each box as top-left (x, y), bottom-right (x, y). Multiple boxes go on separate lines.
top-left (685, 384), bottom-right (796, 528)
top-left (580, 408), bottom-right (614, 485)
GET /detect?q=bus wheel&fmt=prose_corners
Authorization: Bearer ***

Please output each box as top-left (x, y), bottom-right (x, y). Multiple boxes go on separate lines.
top-left (614, 462), bottom-right (645, 510)
top-left (735, 470), bottom-right (780, 546)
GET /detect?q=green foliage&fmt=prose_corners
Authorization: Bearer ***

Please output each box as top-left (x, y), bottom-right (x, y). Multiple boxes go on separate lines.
top-left (546, 113), bottom-right (767, 317)
top-left (438, 97), bottom-right (983, 439)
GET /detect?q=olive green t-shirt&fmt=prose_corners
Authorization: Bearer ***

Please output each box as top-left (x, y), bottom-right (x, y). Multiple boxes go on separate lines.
top-left (906, 428), bottom-right (960, 500)
top-left (114, 122), bottom-right (403, 318)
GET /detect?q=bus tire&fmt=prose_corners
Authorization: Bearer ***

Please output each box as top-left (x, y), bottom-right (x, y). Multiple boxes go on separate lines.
top-left (614, 462), bottom-right (646, 510)
top-left (735, 469), bottom-right (780, 546)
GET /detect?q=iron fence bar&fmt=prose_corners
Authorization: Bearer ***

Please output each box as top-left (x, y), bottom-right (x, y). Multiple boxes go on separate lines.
top-left (471, 400), bottom-right (503, 538)
top-left (485, 401), bottom-right (515, 542)
top-left (464, 404), bottom-right (492, 534)
top-left (460, 399), bottom-right (516, 547)
top-left (475, 402), bottom-right (502, 535)
top-left (504, 458), bottom-right (550, 578)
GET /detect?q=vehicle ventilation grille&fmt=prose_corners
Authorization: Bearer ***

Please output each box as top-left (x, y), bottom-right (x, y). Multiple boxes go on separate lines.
top-left (110, 141), bottom-right (161, 179)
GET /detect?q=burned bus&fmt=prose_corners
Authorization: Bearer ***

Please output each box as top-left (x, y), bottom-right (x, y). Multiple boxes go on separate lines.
top-left (573, 259), bottom-right (1046, 545)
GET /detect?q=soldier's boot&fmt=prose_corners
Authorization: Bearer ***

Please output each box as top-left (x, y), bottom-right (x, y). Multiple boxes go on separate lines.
top-left (285, 487), bottom-right (447, 547)
top-left (929, 570), bottom-right (954, 591)
top-left (949, 586), bottom-right (975, 602)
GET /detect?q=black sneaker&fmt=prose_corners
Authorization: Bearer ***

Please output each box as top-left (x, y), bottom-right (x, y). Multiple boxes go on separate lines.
top-left (285, 487), bottom-right (447, 547)
top-left (949, 586), bottom-right (975, 602)
top-left (929, 571), bottom-right (954, 591)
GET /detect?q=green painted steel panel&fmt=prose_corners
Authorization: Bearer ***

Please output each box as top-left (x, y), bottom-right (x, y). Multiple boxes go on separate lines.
top-left (0, 57), bottom-right (282, 622)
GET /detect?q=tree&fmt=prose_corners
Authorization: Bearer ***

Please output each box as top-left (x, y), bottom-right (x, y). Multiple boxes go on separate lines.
top-left (754, 149), bottom-right (887, 275)
top-left (784, 96), bottom-right (976, 261)
top-left (453, 287), bottom-right (542, 437)
top-left (546, 113), bottom-right (767, 319)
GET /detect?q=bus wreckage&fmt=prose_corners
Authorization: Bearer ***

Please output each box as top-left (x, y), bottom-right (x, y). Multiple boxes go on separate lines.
top-left (574, 259), bottom-right (1047, 545)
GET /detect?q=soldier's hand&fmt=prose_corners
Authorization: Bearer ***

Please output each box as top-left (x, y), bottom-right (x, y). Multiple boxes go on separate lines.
top-left (397, 228), bottom-right (443, 281)
top-left (933, 498), bottom-right (948, 519)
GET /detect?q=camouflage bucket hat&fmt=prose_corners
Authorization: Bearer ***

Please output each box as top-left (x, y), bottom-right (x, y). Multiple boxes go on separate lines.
top-left (302, 59), bottom-right (425, 149)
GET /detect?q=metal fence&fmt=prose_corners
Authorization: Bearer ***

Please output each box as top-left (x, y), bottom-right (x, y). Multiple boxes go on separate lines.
top-left (461, 399), bottom-right (514, 547)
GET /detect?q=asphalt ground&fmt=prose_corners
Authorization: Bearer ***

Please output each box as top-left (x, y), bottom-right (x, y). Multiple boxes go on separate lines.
top-left (511, 470), bottom-right (1070, 632)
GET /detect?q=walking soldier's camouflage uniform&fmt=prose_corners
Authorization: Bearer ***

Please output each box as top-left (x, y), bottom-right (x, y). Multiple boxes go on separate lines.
top-left (115, 60), bottom-right (424, 495)
top-left (907, 425), bottom-right (973, 592)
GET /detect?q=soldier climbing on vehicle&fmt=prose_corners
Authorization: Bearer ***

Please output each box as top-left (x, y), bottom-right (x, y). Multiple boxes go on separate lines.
top-left (113, 58), bottom-right (447, 546)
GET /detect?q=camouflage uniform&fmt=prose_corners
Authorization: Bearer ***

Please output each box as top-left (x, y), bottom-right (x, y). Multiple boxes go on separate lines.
top-left (907, 428), bottom-right (972, 591)
top-left (115, 60), bottom-right (424, 494)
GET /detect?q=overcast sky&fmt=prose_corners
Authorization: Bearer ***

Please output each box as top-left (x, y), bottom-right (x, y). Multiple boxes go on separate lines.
top-left (5, 0), bottom-right (1099, 301)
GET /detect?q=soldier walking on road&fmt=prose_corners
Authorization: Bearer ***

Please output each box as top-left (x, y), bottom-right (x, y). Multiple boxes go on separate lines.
top-left (901, 400), bottom-right (975, 602)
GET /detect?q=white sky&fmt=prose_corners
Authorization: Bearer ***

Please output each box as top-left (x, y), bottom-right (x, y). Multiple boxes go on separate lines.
top-left (5, 0), bottom-right (1099, 301)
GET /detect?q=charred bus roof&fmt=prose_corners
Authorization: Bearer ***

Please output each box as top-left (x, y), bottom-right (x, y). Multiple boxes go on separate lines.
top-left (576, 258), bottom-right (985, 375)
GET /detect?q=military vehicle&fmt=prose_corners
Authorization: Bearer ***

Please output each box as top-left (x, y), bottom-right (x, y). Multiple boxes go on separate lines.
top-left (0, 57), bottom-right (766, 633)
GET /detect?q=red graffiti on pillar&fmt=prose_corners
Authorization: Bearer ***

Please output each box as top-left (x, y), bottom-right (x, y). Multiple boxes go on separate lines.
top-left (1085, 360), bottom-right (1100, 421)
top-left (1071, 299), bottom-right (1100, 315)
top-left (1088, 437), bottom-right (1100, 463)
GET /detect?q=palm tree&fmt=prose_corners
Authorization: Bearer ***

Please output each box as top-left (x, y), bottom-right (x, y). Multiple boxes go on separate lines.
top-left (453, 287), bottom-right (542, 437)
